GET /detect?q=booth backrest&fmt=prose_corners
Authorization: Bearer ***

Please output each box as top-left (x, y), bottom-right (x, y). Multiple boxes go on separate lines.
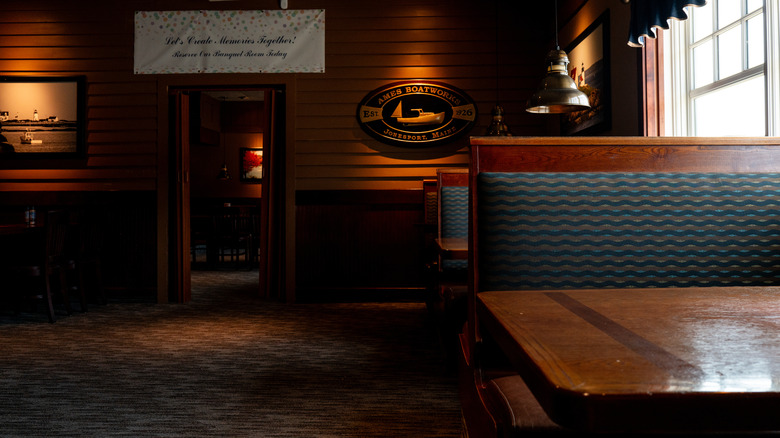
top-left (423, 178), bottom-right (438, 227)
top-left (462, 137), bottom-right (780, 437)
top-left (469, 137), bottom-right (780, 295)
top-left (477, 171), bottom-right (780, 290)
top-left (440, 186), bottom-right (468, 239)
top-left (438, 168), bottom-right (469, 272)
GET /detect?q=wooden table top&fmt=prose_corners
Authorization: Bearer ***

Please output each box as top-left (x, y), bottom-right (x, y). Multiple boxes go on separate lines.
top-left (477, 287), bottom-right (780, 433)
top-left (0, 223), bottom-right (43, 235)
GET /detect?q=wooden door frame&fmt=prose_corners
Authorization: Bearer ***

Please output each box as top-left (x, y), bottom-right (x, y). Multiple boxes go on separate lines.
top-left (172, 92), bottom-right (192, 303)
top-left (167, 85), bottom-right (285, 303)
top-left (641, 34), bottom-right (665, 137)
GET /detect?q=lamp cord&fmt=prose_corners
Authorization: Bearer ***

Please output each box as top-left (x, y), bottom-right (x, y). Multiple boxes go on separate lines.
top-left (494, 0), bottom-right (499, 103)
top-left (554, 0), bottom-right (560, 50)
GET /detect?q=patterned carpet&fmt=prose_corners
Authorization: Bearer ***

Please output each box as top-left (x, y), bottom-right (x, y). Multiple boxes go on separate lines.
top-left (0, 270), bottom-right (462, 437)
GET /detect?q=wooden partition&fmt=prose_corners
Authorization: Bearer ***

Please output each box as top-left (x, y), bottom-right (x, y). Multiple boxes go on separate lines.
top-left (295, 190), bottom-right (427, 302)
top-left (467, 135), bottom-right (780, 342)
top-left (461, 136), bottom-right (780, 437)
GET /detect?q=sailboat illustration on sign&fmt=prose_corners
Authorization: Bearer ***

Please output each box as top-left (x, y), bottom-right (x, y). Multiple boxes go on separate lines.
top-left (391, 101), bottom-right (444, 125)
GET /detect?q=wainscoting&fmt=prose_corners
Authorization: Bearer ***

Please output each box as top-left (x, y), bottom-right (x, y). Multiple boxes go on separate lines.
top-left (296, 190), bottom-right (429, 302)
top-left (0, 191), bottom-right (158, 301)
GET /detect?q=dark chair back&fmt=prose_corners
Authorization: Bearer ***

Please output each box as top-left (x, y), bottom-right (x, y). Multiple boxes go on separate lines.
top-left (437, 169), bottom-right (469, 273)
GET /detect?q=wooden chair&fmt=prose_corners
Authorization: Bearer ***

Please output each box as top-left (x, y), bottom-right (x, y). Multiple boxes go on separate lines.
top-left (421, 178), bottom-right (439, 308)
top-left (63, 219), bottom-right (89, 312)
top-left (4, 210), bottom-right (71, 322)
top-left (423, 178), bottom-right (438, 228)
top-left (433, 168), bottom-right (469, 370)
top-left (190, 214), bottom-right (216, 269)
top-left (214, 206), bottom-right (255, 270)
top-left (436, 168), bottom-right (469, 279)
top-left (72, 210), bottom-right (106, 305)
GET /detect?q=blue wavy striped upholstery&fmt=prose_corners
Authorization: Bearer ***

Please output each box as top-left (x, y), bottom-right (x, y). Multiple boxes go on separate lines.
top-left (477, 172), bottom-right (780, 290)
top-left (441, 186), bottom-right (469, 238)
top-left (440, 185), bottom-right (469, 273)
top-left (441, 259), bottom-right (469, 271)
top-left (425, 191), bottom-right (438, 226)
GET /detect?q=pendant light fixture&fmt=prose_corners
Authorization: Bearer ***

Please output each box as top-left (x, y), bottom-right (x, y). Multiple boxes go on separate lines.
top-left (216, 140), bottom-right (231, 178)
top-left (216, 112), bottom-right (231, 180)
top-left (526, 0), bottom-right (591, 114)
top-left (486, 0), bottom-right (513, 136)
top-left (216, 162), bottom-right (231, 180)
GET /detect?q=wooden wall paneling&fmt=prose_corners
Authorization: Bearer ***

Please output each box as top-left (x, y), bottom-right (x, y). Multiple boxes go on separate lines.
top-left (0, 182), bottom-right (155, 191)
top-left (223, 101), bottom-right (265, 133)
top-left (642, 35), bottom-right (664, 136)
top-left (295, 190), bottom-right (427, 300)
top-left (1, 0), bottom-right (554, 301)
top-left (0, 3), bottom-right (157, 192)
top-left (96, 192), bottom-right (158, 301)
top-left (295, 154), bottom-right (468, 166)
top-left (294, 1), bottom-right (549, 192)
top-left (292, 0), bottom-right (549, 297)
top-left (0, 2), bottom-right (158, 299)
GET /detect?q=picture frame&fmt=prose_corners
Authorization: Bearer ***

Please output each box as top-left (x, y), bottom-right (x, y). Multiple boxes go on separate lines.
top-left (561, 10), bottom-right (611, 136)
top-left (0, 75), bottom-right (87, 158)
top-left (240, 147), bottom-right (263, 183)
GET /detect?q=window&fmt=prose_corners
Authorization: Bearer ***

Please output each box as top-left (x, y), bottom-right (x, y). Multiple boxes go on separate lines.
top-left (663, 0), bottom-right (780, 136)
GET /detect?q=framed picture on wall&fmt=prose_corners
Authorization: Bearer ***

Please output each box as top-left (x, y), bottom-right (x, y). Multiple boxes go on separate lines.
top-left (240, 147), bottom-right (263, 183)
top-left (561, 10), bottom-right (611, 136)
top-left (0, 75), bottom-right (86, 158)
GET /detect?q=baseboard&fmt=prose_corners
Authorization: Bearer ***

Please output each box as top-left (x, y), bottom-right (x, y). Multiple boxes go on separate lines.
top-left (295, 286), bottom-right (429, 303)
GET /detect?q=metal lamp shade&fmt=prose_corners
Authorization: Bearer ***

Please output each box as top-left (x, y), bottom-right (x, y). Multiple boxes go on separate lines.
top-left (526, 49), bottom-right (590, 114)
top-left (216, 163), bottom-right (231, 180)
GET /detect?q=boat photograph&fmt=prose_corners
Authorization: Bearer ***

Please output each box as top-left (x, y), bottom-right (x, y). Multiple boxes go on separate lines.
top-left (20, 129), bottom-right (43, 144)
top-left (0, 76), bottom-right (83, 155)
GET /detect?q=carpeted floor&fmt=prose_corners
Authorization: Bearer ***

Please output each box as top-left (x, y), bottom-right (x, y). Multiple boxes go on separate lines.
top-left (0, 270), bottom-right (463, 437)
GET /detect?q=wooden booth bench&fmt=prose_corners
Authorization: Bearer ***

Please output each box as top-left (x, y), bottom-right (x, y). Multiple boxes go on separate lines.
top-left (461, 137), bottom-right (780, 437)
top-left (433, 168), bottom-right (469, 370)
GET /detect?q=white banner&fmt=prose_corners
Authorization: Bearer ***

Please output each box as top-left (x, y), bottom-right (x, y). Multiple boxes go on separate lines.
top-left (134, 10), bottom-right (325, 74)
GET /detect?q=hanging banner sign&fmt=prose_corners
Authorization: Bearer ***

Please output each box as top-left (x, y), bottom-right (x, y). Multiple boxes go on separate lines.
top-left (134, 10), bottom-right (325, 74)
top-left (357, 81), bottom-right (477, 147)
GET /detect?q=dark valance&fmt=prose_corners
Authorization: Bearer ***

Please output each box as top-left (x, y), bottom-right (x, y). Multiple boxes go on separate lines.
top-left (628, 0), bottom-right (708, 47)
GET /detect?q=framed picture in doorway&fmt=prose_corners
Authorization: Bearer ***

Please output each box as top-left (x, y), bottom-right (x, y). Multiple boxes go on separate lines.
top-left (0, 75), bottom-right (86, 158)
top-left (561, 10), bottom-right (611, 136)
top-left (240, 147), bottom-right (263, 183)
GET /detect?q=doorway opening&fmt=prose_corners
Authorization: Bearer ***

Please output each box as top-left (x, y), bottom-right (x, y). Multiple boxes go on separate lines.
top-left (170, 85), bottom-right (284, 303)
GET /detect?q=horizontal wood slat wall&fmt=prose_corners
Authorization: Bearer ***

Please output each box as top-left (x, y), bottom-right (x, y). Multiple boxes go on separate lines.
top-left (0, 1), bottom-right (156, 192)
top-left (295, 0), bottom-right (550, 191)
top-left (0, 2), bottom-right (159, 301)
top-left (290, 0), bottom-right (551, 295)
top-left (1, 0), bottom-right (552, 195)
top-left (1, 0), bottom-right (555, 301)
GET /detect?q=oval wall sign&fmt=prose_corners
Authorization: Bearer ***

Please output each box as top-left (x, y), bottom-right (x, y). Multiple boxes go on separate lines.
top-left (356, 81), bottom-right (477, 147)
